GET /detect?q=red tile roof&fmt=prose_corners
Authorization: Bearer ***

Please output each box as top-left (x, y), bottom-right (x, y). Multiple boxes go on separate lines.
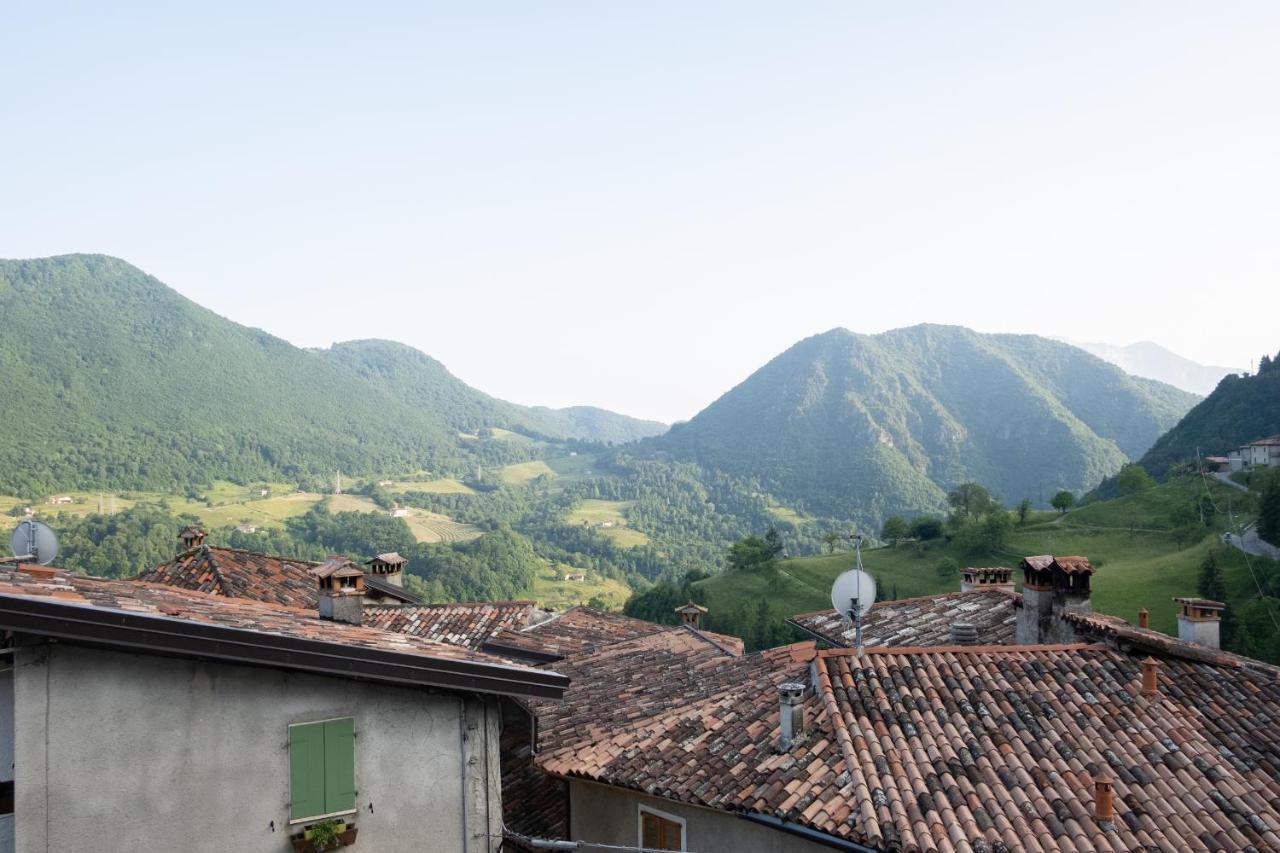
top-left (486, 606), bottom-right (745, 659)
top-left (789, 588), bottom-right (1019, 648)
top-left (363, 600), bottom-right (541, 649)
top-left (135, 545), bottom-right (417, 607)
top-left (0, 565), bottom-right (564, 699)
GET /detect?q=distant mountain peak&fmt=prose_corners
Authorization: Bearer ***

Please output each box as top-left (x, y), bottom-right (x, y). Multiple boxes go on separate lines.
top-left (1059, 338), bottom-right (1241, 396)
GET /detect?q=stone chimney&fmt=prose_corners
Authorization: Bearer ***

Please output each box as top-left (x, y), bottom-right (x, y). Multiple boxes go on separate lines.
top-left (311, 557), bottom-right (366, 625)
top-left (1138, 608), bottom-right (1149, 629)
top-left (1015, 556), bottom-right (1095, 645)
top-left (178, 525), bottom-right (207, 551)
top-left (777, 682), bottom-right (805, 750)
top-left (1140, 656), bottom-right (1160, 696)
top-left (960, 566), bottom-right (1015, 593)
top-left (365, 552), bottom-right (407, 587)
top-left (674, 601), bottom-right (708, 629)
top-left (1173, 597), bottom-right (1224, 649)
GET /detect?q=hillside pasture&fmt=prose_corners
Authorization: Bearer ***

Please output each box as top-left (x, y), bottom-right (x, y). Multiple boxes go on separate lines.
top-left (565, 499), bottom-right (649, 547)
top-left (499, 461), bottom-right (557, 485)
top-left (532, 564), bottom-right (632, 611)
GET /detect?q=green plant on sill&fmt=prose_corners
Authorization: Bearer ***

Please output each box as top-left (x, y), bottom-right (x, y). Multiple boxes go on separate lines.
top-left (304, 818), bottom-right (344, 850)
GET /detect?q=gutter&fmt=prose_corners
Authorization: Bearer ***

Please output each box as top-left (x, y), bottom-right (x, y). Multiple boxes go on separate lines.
top-left (0, 595), bottom-right (568, 700)
top-left (740, 812), bottom-right (878, 852)
top-left (785, 619), bottom-right (846, 649)
top-left (481, 640), bottom-right (565, 664)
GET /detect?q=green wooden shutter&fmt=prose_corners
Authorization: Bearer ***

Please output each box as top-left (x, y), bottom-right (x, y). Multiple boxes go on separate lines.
top-left (323, 718), bottom-right (356, 815)
top-left (289, 722), bottom-right (326, 821)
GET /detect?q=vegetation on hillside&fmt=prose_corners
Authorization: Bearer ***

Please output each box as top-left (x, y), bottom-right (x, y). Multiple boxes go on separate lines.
top-left (648, 325), bottom-right (1196, 530)
top-left (1138, 349), bottom-right (1280, 477)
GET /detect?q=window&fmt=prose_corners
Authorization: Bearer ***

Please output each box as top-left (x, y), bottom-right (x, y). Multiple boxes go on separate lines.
top-left (288, 717), bottom-right (356, 822)
top-left (638, 805), bottom-right (685, 851)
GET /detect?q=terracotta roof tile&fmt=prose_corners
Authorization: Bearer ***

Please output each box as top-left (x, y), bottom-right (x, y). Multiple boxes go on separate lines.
top-left (789, 589), bottom-right (1019, 649)
top-left (364, 600), bottom-right (540, 649)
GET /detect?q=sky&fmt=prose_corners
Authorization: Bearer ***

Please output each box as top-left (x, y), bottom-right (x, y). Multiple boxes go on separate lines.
top-left (2, 3), bottom-right (1278, 423)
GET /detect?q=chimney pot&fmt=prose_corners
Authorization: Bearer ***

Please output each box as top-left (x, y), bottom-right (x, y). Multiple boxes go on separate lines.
top-left (1173, 597), bottom-right (1223, 649)
top-left (949, 622), bottom-right (979, 645)
top-left (1140, 656), bottom-right (1160, 697)
top-left (1138, 608), bottom-right (1149, 629)
top-left (777, 682), bottom-right (805, 750)
top-left (674, 601), bottom-right (708, 629)
top-left (1094, 777), bottom-right (1114, 824)
top-left (178, 525), bottom-right (207, 550)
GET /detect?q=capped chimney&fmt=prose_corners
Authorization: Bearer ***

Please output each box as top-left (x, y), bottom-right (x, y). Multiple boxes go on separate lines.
top-left (365, 551), bottom-right (407, 587)
top-left (1173, 597), bottom-right (1224, 649)
top-left (1140, 656), bottom-right (1160, 697)
top-left (1094, 777), bottom-right (1114, 827)
top-left (311, 557), bottom-right (366, 625)
top-left (777, 682), bottom-right (805, 750)
top-left (960, 566), bottom-right (1015, 594)
top-left (949, 622), bottom-right (979, 645)
top-left (674, 601), bottom-right (708, 629)
top-left (1138, 608), bottom-right (1149, 629)
top-left (1015, 555), bottom-right (1094, 645)
top-left (178, 525), bottom-right (207, 551)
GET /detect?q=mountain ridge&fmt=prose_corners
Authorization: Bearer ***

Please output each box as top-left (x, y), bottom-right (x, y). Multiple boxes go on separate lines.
top-left (1061, 338), bottom-right (1239, 396)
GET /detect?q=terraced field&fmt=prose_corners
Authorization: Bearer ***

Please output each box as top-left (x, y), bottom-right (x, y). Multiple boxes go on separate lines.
top-left (399, 508), bottom-right (482, 544)
top-left (499, 460), bottom-right (557, 485)
top-left (382, 478), bottom-right (475, 495)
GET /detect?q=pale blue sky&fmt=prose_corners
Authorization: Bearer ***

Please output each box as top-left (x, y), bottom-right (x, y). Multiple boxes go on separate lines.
top-left (3, 3), bottom-right (1277, 422)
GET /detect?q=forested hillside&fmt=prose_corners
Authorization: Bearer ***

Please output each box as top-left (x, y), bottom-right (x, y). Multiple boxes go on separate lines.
top-left (0, 255), bottom-right (661, 495)
top-left (650, 326), bottom-right (1196, 527)
top-left (1139, 350), bottom-right (1280, 477)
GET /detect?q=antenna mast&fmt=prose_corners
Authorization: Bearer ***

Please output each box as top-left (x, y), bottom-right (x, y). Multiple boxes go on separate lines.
top-left (849, 534), bottom-right (864, 651)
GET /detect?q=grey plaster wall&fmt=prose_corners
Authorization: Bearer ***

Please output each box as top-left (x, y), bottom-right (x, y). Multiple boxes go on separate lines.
top-left (13, 643), bottom-right (503, 853)
top-left (569, 779), bottom-right (836, 853)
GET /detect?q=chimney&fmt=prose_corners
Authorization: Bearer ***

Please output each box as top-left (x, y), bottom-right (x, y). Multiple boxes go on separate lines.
top-left (777, 682), bottom-right (805, 750)
top-left (1173, 597), bottom-right (1223, 649)
top-left (949, 622), bottom-right (979, 645)
top-left (365, 552), bottom-right (407, 588)
top-left (1015, 556), bottom-right (1094, 645)
top-left (960, 566), bottom-right (1015, 594)
top-left (674, 601), bottom-right (708, 629)
top-left (1137, 608), bottom-right (1149, 629)
top-left (1094, 778), bottom-right (1114, 826)
top-left (1140, 656), bottom-right (1160, 696)
top-left (311, 557), bottom-right (366, 625)
top-left (178, 525), bottom-right (207, 551)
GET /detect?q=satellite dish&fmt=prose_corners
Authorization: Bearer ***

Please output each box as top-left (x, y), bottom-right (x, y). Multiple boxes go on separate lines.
top-left (9, 520), bottom-right (59, 566)
top-left (831, 569), bottom-right (877, 621)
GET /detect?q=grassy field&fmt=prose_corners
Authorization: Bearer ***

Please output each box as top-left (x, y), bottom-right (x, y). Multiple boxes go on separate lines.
top-left (399, 508), bottom-right (482, 544)
top-left (768, 504), bottom-right (807, 525)
top-left (499, 460), bottom-right (557, 485)
top-left (698, 478), bottom-right (1271, 638)
top-left (383, 478), bottom-right (475, 495)
top-left (565, 499), bottom-right (649, 547)
top-left (531, 563), bottom-right (632, 610)
top-left (545, 453), bottom-right (599, 480)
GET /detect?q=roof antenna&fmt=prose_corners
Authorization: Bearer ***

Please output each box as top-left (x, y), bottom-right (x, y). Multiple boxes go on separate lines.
top-left (6, 519), bottom-right (60, 566)
top-left (830, 534), bottom-right (875, 652)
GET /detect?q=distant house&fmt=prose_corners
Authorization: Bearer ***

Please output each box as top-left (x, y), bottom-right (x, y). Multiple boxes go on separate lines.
top-left (47, 496), bottom-right (73, 506)
top-left (564, 572), bottom-right (586, 582)
top-left (599, 521), bottom-right (614, 529)
top-left (1204, 455), bottom-right (1230, 472)
top-left (257, 488), bottom-right (269, 497)
top-left (391, 507), bottom-right (409, 518)
top-left (1228, 434), bottom-right (1280, 470)
top-left (234, 523), bottom-right (258, 534)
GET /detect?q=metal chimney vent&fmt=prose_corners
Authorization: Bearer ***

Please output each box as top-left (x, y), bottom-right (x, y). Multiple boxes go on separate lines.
top-left (950, 622), bottom-right (979, 645)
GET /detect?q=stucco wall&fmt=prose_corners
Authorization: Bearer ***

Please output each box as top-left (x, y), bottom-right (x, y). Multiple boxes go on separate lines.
top-left (569, 779), bottom-right (836, 853)
top-left (13, 643), bottom-right (502, 853)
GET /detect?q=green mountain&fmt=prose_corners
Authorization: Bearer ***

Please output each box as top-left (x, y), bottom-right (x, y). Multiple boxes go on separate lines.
top-left (321, 339), bottom-right (665, 444)
top-left (0, 255), bottom-right (661, 495)
top-left (1138, 350), bottom-right (1280, 477)
top-left (650, 325), bottom-right (1197, 523)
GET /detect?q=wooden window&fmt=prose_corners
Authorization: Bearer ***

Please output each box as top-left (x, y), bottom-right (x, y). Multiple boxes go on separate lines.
top-left (638, 805), bottom-right (685, 851)
top-left (289, 717), bottom-right (356, 822)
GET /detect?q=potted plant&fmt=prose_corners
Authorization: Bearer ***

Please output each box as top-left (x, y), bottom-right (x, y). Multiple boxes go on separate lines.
top-left (290, 818), bottom-right (358, 852)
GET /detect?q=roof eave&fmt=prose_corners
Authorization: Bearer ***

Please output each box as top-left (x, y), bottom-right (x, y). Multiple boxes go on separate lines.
top-left (0, 595), bottom-right (567, 700)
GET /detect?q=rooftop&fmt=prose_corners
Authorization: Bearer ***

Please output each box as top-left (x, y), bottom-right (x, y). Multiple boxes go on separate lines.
top-left (789, 588), bottom-right (1019, 648)
top-left (0, 565), bottom-right (565, 699)
top-left (364, 600), bottom-right (543, 649)
top-left (135, 544), bottom-right (418, 608)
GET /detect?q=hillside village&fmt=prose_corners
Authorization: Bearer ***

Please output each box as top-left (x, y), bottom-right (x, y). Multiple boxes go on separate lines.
top-left (2, 522), bottom-right (1280, 851)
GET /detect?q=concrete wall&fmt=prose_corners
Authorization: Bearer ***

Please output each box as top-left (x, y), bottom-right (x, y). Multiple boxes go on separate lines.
top-left (569, 779), bottom-right (836, 853)
top-left (1, 665), bottom-right (12, 853)
top-left (13, 643), bottom-right (503, 853)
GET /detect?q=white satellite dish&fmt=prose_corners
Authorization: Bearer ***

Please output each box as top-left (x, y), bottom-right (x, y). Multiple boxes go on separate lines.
top-left (831, 569), bottom-right (877, 621)
top-left (9, 520), bottom-right (59, 566)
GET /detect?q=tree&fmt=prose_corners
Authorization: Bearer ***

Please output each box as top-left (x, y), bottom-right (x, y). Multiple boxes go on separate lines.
top-left (1016, 498), bottom-right (1031, 525)
top-left (947, 483), bottom-right (1000, 521)
top-left (1051, 490), bottom-right (1076, 514)
top-left (909, 516), bottom-right (944, 541)
top-left (1115, 464), bottom-right (1156, 496)
top-left (727, 529), bottom-right (784, 576)
top-left (822, 531), bottom-right (842, 554)
top-left (880, 516), bottom-right (910, 544)
top-left (1259, 476), bottom-right (1280, 547)
top-left (936, 556), bottom-right (960, 582)
top-left (1198, 550), bottom-right (1226, 602)
top-left (954, 511), bottom-right (1013, 554)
